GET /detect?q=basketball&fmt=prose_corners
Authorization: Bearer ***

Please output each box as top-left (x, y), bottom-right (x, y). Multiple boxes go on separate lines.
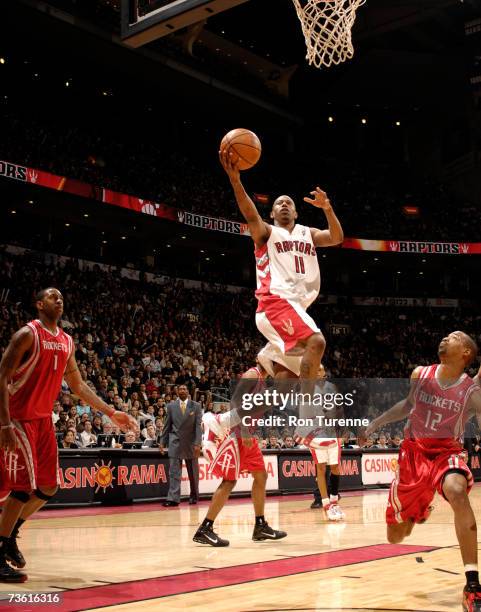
top-left (220, 128), bottom-right (261, 170)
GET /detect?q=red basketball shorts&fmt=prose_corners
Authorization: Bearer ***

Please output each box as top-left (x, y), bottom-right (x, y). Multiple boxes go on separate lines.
top-left (0, 416), bottom-right (59, 492)
top-left (207, 437), bottom-right (265, 481)
top-left (256, 295), bottom-right (320, 360)
top-left (386, 440), bottom-right (473, 525)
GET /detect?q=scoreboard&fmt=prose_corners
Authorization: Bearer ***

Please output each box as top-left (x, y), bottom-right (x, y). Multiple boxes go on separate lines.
top-left (121, 0), bottom-right (250, 47)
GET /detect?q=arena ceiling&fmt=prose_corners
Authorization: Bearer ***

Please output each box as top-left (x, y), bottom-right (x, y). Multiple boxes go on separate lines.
top-left (10, 0), bottom-right (481, 115)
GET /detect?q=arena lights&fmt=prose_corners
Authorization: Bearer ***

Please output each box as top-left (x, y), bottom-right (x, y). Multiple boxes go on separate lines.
top-left (396, 271), bottom-right (401, 274)
top-left (83, 213), bottom-right (89, 218)
top-left (221, 253), bottom-right (225, 256)
top-left (361, 118), bottom-right (367, 125)
top-left (419, 271), bottom-right (424, 275)
top-left (395, 121), bottom-right (401, 126)
top-left (328, 116), bottom-right (334, 123)
top-left (65, 223), bottom-right (70, 227)
top-left (374, 257), bottom-right (379, 262)
top-left (28, 200), bottom-right (34, 204)
top-left (200, 250), bottom-right (205, 253)
top-left (166, 244), bottom-right (171, 248)
top-left (10, 210), bottom-right (16, 214)
top-left (362, 269), bottom-right (367, 273)
top-left (0, 58), bottom-right (5, 65)
top-left (205, 257), bottom-right (210, 261)
top-left (102, 240), bottom-right (107, 244)
top-left (121, 236), bottom-right (126, 240)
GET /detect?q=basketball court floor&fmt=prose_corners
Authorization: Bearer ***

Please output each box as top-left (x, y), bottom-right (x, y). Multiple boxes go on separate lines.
top-left (1, 486), bottom-right (479, 611)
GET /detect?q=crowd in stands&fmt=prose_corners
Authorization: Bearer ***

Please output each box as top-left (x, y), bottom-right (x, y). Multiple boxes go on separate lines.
top-left (1, 248), bottom-right (480, 450)
top-left (2, 109), bottom-right (480, 242)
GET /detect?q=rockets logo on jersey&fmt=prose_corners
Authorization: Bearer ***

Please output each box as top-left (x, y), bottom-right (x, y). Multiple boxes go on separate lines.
top-left (8, 320), bottom-right (74, 420)
top-left (405, 364), bottom-right (479, 450)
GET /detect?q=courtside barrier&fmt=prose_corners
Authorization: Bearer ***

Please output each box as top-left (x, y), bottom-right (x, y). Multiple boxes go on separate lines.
top-left (49, 448), bottom-right (481, 506)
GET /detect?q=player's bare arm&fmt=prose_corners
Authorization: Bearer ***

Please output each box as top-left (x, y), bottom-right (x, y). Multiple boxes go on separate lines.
top-left (219, 148), bottom-right (271, 247)
top-left (468, 387), bottom-right (481, 429)
top-left (365, 366), bottom-right (422, 437)
top-left (0, 326), bottom-right (34, 451)
top-left (473, 365), bottom-right (481, 388)
top-left (306, 187), bottom-right (344, 247)
top-left (64, 353), bottom-right (138, 433)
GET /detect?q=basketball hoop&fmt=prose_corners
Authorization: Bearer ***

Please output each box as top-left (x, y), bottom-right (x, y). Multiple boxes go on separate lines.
top-left (291, 0), bottom-right (366, 69)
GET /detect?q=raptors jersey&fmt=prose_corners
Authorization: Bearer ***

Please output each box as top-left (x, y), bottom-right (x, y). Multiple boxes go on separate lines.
top-left (405, 364), bottom-right (479, 454)
top-left (255, 224), bottom-right (320, 311)
top-left (8, 320), bottom-right (74, 420)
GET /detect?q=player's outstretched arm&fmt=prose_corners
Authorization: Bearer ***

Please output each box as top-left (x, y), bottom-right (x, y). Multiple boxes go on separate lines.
top-left (468, 387), bottom-right (481, 430)
top-left (365, 366), bottom-right (422, 437)
top-left (64, 354), bottom-right (138, 433)
top-left (0, 327), bottom-right (34, 451)
top-left (473, 365), bottom-right (481, 387)
top-left (306, 187), bottom-right (344, 247)
top-left (219, 149), bottom-right (270, 247)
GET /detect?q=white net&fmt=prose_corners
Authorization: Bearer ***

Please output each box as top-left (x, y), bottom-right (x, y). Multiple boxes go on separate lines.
top-left (291, 0), bottom-right (366, 69)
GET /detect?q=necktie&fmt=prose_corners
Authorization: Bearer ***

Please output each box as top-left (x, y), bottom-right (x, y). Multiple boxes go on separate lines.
top-left (180, 401), bottom-right (186, 415)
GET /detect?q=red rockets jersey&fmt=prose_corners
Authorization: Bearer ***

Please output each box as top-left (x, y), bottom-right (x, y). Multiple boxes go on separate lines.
top-left (404, 364), bottom-right (479, 454)
top-left (8, 320), bottom-right (74, 420)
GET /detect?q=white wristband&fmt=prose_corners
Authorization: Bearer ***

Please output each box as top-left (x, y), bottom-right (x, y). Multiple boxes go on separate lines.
top-left (1, 423), bottom-right (14, 430)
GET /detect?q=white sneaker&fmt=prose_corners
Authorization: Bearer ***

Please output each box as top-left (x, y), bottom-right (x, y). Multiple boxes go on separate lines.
top-left (330, 503), bottom-right (345, 520)
top-left (325, 504), bottom-right (341, 521)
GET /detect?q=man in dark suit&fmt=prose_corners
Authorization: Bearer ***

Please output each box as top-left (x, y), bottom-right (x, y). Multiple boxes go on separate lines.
top-left (160, 385), bottom-right (202, 506)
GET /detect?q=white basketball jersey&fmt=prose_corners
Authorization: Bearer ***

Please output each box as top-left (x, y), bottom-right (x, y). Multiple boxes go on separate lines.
top-left (302, 380), bottom-right (338, 447)
top-left (255, 224), bottom-right (320, 310)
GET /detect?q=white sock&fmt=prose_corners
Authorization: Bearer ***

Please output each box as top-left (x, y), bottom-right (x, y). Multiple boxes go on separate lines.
top-left (330, 494), bottom-right (339, 503)
top-left (322, 497), bottom-right (330, 507)
top-left (465, 564), bottom-right (478, 573)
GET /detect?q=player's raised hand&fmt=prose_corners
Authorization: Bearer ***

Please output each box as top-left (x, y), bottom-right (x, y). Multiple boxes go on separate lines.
top-left (304, 187), bottom-right (331, 209)
top-left (111, 411), bottom-right (139, 434)
top-left (0, 426), bottom-right (17, 452)
top-left (219, 148), bottom-right (240, 182)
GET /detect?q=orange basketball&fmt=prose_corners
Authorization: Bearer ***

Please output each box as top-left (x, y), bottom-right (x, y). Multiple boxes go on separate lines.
top-left (220, 128), bottom-right (261, 170)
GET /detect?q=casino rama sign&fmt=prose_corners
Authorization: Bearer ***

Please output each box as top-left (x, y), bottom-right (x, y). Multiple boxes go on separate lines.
top-left (282, 457), bottom-right (360, 478)
top-left (2, 159), bottom-right (481, 254)
top-left (57, 461), bottom-right (168, 493)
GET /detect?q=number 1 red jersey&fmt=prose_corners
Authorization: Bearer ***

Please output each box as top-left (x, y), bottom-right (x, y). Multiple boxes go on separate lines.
top-left (404, 364), bottom-right (479, 454)
top-left (8, 320), bottom-right (74, 421)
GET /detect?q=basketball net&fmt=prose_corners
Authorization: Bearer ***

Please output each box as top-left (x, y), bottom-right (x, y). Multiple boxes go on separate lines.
top-left (291, 0), bottom-right (366, 69)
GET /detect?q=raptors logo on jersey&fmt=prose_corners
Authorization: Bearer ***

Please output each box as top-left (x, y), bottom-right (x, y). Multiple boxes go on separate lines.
top-left (8, 319), bottom-right (74, 420)
top-left (405, 364), bottom-right (480, 453)
top-left (255, 224), bottom-right (320, 311)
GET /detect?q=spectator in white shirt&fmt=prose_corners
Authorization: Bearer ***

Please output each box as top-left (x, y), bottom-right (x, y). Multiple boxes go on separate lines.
top-left (80, 421), bottom-right (97, 448)
top-left (142, 424), bottom-right (157, 447)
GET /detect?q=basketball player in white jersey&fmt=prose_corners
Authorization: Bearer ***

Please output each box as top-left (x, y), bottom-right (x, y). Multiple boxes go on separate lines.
top-left (301, 366), bottom-right (345, 521)
top-left (220, 150), bottom-right (343, 397)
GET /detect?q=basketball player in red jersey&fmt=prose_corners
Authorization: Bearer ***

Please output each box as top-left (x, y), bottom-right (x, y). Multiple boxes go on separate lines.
top-left (366, 331), bottom-right (481, 611)
top-left (193, 363), bottom-right (287, 546)
top-left (220, 150), bottom-right (343, 395)
top-left (0, 288), bottom-right (138, 582)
